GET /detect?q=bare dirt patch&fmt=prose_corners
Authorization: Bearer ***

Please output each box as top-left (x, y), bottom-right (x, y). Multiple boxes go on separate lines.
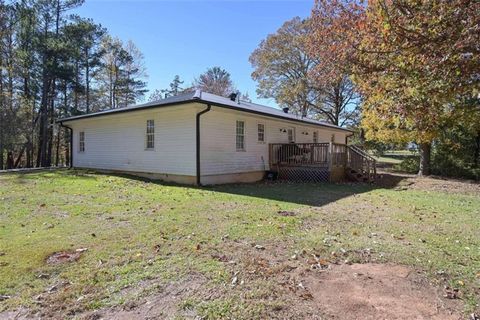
top-left (297, 263), bottom-right (462, 320)
top-left (409, 176), bottom-right (480, 194)
top-left (376, 171), bottom-right (480, 194)
top-left (193, 241), bottom-right (464, 320)
top-left (46, 249), bottom-right (86, 264)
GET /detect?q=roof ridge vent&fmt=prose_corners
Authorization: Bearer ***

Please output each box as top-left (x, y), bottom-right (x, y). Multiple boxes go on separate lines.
top-left (193, 90), bottom-right (202, 100)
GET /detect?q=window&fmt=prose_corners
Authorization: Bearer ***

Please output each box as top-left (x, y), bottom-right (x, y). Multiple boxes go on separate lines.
top-left (146, 120), bottom-right (155, 149)
top-left (257, 123), bottom-right (265, 142)
top-left (313, 131), bottom-right (318, 143)
top-left (236, 120), bottom-right (245, 151)
top-left (79, 131), bottom-right (85, 152)
top-left (287, 128), bottom-right (295, 143)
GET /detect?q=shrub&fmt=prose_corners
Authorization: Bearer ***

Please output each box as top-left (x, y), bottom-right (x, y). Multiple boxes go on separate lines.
top-left (393, 157), bottom-right (419, 174)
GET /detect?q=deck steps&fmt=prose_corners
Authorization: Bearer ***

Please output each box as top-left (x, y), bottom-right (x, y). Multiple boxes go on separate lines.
top-left (346, 168), bottom-right (373, 183)
top-left (346, 146), bottom-right (377, 182)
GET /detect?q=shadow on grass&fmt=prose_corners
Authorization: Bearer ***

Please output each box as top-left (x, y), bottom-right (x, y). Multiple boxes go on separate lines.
top-left (88, 169), bottom-right (410, 207)
top-left (3, 168), bottom-right (410, 207)
top-left (209, 173), bottom-right (409, 207)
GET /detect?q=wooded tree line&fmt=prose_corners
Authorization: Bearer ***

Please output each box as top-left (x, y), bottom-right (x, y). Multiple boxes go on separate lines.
top-left (0, 0), bottom-right (147, 170)
top-left (250, 0), bottom-right (479, 177)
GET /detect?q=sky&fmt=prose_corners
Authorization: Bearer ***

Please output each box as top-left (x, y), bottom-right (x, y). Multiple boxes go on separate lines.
top-left (73, 0), bottom-right (313, 107)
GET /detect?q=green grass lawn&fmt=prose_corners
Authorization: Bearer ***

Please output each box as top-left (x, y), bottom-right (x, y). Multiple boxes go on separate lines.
top-left (371, 149), bottom-right (417, 165)
top-left (0, 170), bottom-right (479, 318)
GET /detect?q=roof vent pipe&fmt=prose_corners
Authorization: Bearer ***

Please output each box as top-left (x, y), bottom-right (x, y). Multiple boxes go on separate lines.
top-left (282, 107), bottom-right (289, 114)
top-left (193, 90), bottom-right (202, 100)
top-left (236, 91), bottom-right (241, 104)
top-left (229, 92), bottom-right (237, 101)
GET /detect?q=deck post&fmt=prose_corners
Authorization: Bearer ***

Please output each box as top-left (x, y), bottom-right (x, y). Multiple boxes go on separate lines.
top-left (328, 142), bottom-right (333, 181)
top-left (268, 144), bottom-right (272, 168)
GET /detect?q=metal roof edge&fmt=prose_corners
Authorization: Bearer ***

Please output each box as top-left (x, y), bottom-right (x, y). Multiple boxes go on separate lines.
top-left (195, 99), bottom-right (354, 133)
top-left (57, 96), bottom-right (353, 133)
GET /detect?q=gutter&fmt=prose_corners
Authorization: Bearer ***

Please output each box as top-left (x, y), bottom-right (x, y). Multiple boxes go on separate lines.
top-left (196, 104), bottom-right (211, 186)
top-left (58, 122), bottom-right (73, 169)
top-left (346, 131), bottom-right (355, 145)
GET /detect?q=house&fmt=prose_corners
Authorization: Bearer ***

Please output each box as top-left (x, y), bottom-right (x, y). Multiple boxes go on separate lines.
top-left (58, 90), bottom-right (374, 185)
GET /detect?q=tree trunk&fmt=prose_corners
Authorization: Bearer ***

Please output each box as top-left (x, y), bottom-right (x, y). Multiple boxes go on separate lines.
top-left (65, 130), bottom-right (70, 167)
top-left (55, 126), bottom-right (60, 167)
top-left (38, 76), bottom-right (50, 167)
top-left (26, 140), bottom-right (32, 168)
top-left (27, 100), bottom-right (36, 168)
top-left (6, 151), bottom-right (14, 169)
top-left (74, 60), bottom-right (79, 113)
top-left (38, 19), bottom-right (51, 168)
top-left (46, 80), bottom-right (56, 166)
top-left (474, 131), bottom-right (480, 168)
top-left (7, 16), bottom-right (14, 112)
top-left (0, 46), bottom-right (4, 170)
top-left (0, 140), bottom-right (3, 170)
top-left (14, 146), bottom-right (26, 168)
top-left (0, 131), bottom-right (3, 171)
top-left (85, 46), bottom-right (90, 113)
top-left (418, 142), bottom-right (431, 176)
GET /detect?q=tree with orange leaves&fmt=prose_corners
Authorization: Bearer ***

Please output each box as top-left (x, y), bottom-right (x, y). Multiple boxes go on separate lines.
top-left (309, 0), bottom-right (480, 175)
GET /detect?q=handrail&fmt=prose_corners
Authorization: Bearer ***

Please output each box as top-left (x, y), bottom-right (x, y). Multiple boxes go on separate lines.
top-left (349, 145), bottom-right (377, 162)
top-left (346, 145), bottom-right (376, 181)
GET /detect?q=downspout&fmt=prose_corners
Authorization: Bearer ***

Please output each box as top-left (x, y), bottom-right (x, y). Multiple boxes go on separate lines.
top-left (196, 104), bottom-right (211, 186)
top-left (345, 131), bottom-right (355, 145)
top-left (59, 122), bottom-right (73, 169)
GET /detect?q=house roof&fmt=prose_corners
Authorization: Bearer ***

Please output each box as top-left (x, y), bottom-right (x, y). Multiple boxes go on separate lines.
top-left (58, 90), bottom-right (352, 133)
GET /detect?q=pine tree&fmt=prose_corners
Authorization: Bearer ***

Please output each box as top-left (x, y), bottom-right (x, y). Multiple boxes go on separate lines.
top-left (193, 67), bottom-right (235, 97)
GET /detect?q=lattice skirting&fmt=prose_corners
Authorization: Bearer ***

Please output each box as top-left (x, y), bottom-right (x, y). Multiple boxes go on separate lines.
top-left (277, 166), bottom-right (330, 182)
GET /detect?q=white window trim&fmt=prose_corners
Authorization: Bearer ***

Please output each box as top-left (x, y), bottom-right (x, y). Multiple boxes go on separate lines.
top-left (313, 131), bottom-right (319, 143)
top-left (78, 131), bottom-right (85, 153)
top-left (257, 122), bottom-right (266, 144)
top-left (287, 127), bottom-right (295, 143)
top-left (145, 119), bottom-right (155, 151)
top-left (236, 120), bottom-right (246, 152)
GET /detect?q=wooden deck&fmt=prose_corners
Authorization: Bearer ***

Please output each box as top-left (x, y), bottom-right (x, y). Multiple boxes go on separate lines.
top-left (269, 143), bottom-right (376, 182)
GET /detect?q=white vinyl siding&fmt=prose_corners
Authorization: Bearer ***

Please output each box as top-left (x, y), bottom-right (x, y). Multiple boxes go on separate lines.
top-left (70, 105), bottom-right (196, 176)
top-left (79, 131), bottom-right (85, 152)
top-left (257, 123), bottom-right (265, 143)
top-left (236, 120), bottom-right (245, 151)
top-left (200, 107), bottom-right (348, 176)
top-left (146, 120), bottom-right (155, 149)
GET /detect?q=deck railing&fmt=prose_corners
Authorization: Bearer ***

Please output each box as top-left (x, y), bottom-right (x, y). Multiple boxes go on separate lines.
top-left (269, 143), bottom-right (329, 168)
top-left (269, 142), bottom-right (348, 168)
top-left (269, 142), bottom-right (376, 182)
